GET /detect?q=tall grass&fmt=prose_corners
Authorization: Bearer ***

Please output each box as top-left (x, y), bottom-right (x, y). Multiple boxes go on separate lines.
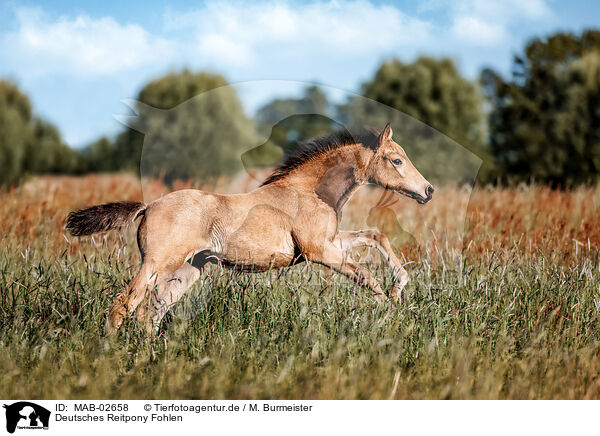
top-left (1, 174), bottom-right (600, 399)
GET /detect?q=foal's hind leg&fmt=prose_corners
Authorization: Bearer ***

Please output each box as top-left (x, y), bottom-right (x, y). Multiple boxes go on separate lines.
top-left (136, 262), bottom-right (201, 332)
top-left (106, 262), bottom-right (157, 334)
top-left (136, 252), bottom-right (216, 332)
top-left (106, 261), bottom-right (182, 334)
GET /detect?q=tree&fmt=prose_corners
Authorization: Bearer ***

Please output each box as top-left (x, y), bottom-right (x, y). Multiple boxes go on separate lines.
top-left (113, 70), bottom-right (257, 184)
top-left (482, 30), bottom-right (600, 186)
top-left (25, 118), bottom-right (84, 174)
top-left (256, 85), bottom-right (330, 129)
top-left (338, 57), bottom-right (486, 184)
top-left (0, 80), bottom-right (83, 186)
top-left (243, 86), bottom-right (340, 169)
top-left (0, 80), bottom-right (32, 186)
top-left (82, 137), bottom-right (119, 173)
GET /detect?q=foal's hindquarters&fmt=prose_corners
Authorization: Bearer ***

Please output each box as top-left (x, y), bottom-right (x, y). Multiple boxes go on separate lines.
top-left (106, 189), bottom-right (213, 333)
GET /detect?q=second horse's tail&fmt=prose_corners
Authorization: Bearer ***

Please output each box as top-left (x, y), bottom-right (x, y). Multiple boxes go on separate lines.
top-left (65, 201), bottom-right (146, 236)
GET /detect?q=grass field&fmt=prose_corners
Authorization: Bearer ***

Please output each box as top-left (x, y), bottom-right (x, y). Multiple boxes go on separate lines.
top-left (1, 173), bottom-right (600, 399)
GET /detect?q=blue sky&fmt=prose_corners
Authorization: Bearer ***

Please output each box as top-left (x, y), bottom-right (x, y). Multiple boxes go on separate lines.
top-left (0, 0), bottom-right (598, 147)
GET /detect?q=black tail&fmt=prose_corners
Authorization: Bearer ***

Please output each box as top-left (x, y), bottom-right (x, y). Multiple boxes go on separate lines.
top-left (65, 201), bottom-right (146, 236)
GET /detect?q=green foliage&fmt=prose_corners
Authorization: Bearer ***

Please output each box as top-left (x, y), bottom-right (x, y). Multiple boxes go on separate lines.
top-left (256, 85), bottom-right (330, 127)
top-left (0, 80), bottom-right (84, 186)
top-left (113, 70), bottom-right (257, 184)
top-left (82, 137), bottom-right (120, 173)
top-left (138, 70), bottom-right (228, 110)
top-left (338, 57), bottom-right (486, 184)
top-left (359, 57), bottom-right (485, 149)
top-left (482, 30), bottom-right (600, 186)
top-left (26, 118), bottom-right (85, 175)
top-left (0, 80), bottom-right (32, 186)
top-left (243, 86), bottom-right (341, 169)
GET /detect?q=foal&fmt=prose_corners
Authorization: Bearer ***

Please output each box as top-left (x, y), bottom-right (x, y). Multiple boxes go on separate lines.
top-left (66, 124), bottom-right (433, 333)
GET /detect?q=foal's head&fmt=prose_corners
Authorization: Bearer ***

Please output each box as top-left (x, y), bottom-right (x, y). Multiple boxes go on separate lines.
top-left (367, 124), bottom-right (434, 204)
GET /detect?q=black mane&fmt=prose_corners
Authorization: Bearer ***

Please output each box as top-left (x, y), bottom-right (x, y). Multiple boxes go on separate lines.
top-left (261, 129), bottom-right (380, 186)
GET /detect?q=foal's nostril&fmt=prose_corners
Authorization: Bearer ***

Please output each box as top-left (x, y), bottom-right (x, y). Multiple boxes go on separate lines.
top-left (426, 185), bottom-right (434, 197)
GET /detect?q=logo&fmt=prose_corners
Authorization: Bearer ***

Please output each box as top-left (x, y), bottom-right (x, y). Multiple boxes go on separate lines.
top-left (2, 402), bottom-right (50, 434)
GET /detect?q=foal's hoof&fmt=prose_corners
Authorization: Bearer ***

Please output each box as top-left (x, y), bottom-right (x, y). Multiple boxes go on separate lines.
top-left (106, 295), bottom-right (128, 335)
top-left (389, 287), bottom-right (403, 303)
top-left (105, 310), bottom-right (125, 335)
top-left (135, 305), bottom-right (160, 336)
top-left (373, 292), bottom-right (389, 304)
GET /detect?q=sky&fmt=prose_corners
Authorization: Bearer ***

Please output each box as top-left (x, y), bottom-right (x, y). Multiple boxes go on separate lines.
top-left (0, 0), bottom-right (598, 148)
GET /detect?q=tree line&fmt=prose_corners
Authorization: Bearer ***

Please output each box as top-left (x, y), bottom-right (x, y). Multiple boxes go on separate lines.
top-left (1, 29), bottom-right (599, 188)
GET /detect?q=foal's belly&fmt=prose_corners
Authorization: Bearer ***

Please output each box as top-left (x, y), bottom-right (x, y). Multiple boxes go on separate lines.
top-left (212, 203), bottom-right (299, 271)
top-left (218, 233), bottom-right (297, 271)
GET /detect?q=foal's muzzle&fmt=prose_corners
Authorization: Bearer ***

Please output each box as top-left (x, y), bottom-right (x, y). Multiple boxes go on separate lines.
top-left (397, 184), bottom-right (434, 204)
top-left (416, 184), bottom-right (434, 204)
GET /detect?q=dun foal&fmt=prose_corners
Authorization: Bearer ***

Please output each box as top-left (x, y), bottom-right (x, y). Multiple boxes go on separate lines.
top-left (66, 124), bottom-right (433, 333)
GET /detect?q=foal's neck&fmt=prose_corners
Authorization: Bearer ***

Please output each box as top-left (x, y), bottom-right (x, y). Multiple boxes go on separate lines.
top-left (292, 144), bottom-right (372, 215)
top-left (313, 160), bottom-right (359, 214)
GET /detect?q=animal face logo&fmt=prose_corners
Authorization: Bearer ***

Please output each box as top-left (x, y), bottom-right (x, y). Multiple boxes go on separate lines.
top-left (3, 402), bottom-right (50, 434)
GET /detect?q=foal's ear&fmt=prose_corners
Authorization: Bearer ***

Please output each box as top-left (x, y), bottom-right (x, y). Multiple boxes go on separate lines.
top-left (379, 123), bottom-right (393, 142)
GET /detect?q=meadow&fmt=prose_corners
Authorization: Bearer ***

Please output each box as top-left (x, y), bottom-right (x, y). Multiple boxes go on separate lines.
top-left (1, 173), bottom-right (600, 399)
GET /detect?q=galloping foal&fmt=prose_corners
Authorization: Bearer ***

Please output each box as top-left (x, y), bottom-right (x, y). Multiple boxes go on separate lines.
top-left (66, 124), bottom-right (434, 334)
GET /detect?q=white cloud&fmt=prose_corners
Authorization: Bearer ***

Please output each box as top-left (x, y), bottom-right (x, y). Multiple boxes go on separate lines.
top-left (162, 0), bottom-right (553, 66)
top-left (0, 0), bottom-right (554, 79)
top-left (450, 16), bottom-right (507, 45)
top-left (164, 1), bottom-right (434, 67)
top-left (446, 0), bottom-right (552, 44)
top-left (2, 7), bottom-right (175, 76)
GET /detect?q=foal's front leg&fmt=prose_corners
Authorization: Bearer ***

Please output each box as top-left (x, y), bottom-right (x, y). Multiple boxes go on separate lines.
top-left (335, 230), bottom-right (409, 302)
top-left (308, 242), bottom-right (388, 303)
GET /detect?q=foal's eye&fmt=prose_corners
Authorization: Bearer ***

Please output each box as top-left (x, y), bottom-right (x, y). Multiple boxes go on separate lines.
top-left (392, 158), bottom-right (402, 166)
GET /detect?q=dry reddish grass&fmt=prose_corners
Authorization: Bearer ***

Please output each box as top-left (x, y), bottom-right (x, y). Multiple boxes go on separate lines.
top-left (465, 184), bottom-right (600, 263)
top-left (2, 173), bottom-right (599, 264)
top-left (2, 174), bottom-right (142, 252)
